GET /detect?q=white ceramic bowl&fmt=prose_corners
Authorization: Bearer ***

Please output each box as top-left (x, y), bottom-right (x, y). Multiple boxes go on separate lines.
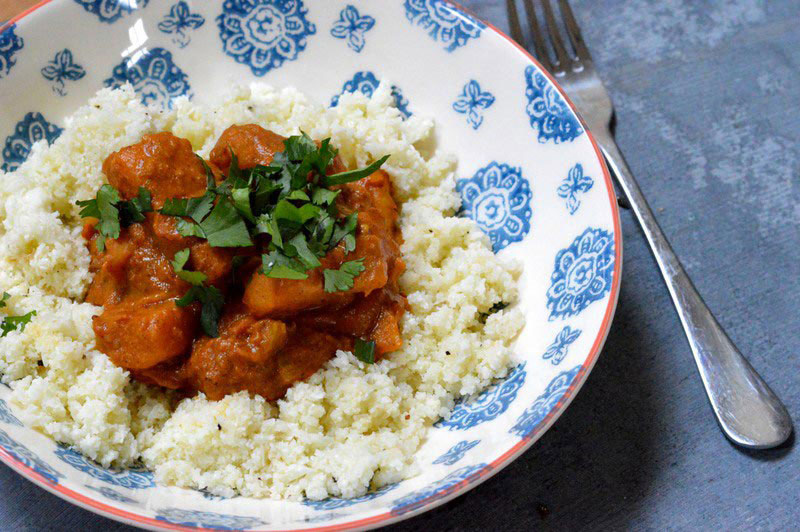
top-left (0, 1), bottom-right (621, 529)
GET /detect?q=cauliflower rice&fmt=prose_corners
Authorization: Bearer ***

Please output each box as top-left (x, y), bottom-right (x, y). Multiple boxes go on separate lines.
top-left (0, 82), bottom-right (524, 499)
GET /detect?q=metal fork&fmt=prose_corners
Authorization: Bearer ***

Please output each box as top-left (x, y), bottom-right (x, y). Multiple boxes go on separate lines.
top-left (506, 0), bottom-right (791, 448)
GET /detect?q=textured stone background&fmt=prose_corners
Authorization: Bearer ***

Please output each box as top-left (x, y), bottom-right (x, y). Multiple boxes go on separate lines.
top-left (1, 1), bottom-right (798, 530)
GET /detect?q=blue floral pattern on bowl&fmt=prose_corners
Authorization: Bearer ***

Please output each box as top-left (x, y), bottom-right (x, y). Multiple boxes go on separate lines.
top-left (103, 47), bottom-right (191, 109)
top-left (456, 162), bottom-right (532, 252)
top-left (558, 163), bottom-right (594, 214)
top-left (0, 24), bottom-right (24, 78)
top-left (41, 49), bottom-right (86, 96)
top-left (543, 326), bottom-right (582, 365)
top-left (158, 1), bottom-right (205, 48)
top-left (433, 440), bottom-right (480, 465)
top-left (547, 227), bottom-right (615, 319)
top-left (0, 430), bottom-right (63, 484)
top-left (217, 0), bottom-right (316, 77)
top-left (510, 365), bottom-right (583, 439)
top-left (403, 0), bottom-right (485, 52)
top-left (155, 508), bottom-right (266, 530)
top-left (391, 463), bottom-right (487, 516)
top-left (452, 79), bottom-right (495, 130)
top-left (330, 5), bottom-right (374, 53)
top-left (330, 71), bottom-right (411, 119)
top-left (1, 112), bottom-right (63, 173)
top-left (85, 485), bottom-right (137, 503)
top-left (303, 482), bottom-right (398, 511)
top-left (0, 399), bottom-right (23, 427)
top-left (54, 447), bottom-right (155, 489)
top-left (73, 0), bottom-right (150, 24)
top-left (435, 363), bottom-right (526, 430)
top-left (524, 65), bottom-right (583, 143)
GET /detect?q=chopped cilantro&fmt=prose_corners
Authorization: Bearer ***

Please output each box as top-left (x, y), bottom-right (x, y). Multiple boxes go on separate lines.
top-left (81, 132), bottom-right (388, 293)
top-left (288, 234), bottom-right (321, 270)
top-left (175, 219), bottom-right (206, 238)
top-left (160, 192), bottom-right (215, 223)
top-left (331, 212), bottom-right (358, 252)
top-left (479, 301), bottom-right (509, 323)
top-left (76, 185), bottom-right (153, 252)
top-left (0, 291), bottom-right (36, 337)
top-left (199, 198), bottom-right (253, 248)
top-left (176, 284), bottom-right (224, 338)
top-left (170, 248), bottom-right (208, 286)
top-left (354, 338), bottom-right (376, 364)
top-left (260, 251), bottom-right (309, 280)
top-left (323, 259), bottom-right (366, 293)
top-left (323, 155), bottom-right (389, 186)
top-left (170, 249), bottom-right (223, 337)
top-left (1, 310), bottom-right (36, 337)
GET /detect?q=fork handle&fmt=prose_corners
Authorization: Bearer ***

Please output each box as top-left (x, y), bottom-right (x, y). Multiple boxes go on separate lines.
top-left (594, 129), bottom-right (792, 449)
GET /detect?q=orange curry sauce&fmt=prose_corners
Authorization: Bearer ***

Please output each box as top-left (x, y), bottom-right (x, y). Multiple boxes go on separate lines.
top-left (82, 125), bottom-right (406, 400)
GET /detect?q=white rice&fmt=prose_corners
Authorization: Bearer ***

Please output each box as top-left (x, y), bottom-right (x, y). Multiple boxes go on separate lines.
top-left (0, 83), bottom-right (524, 499)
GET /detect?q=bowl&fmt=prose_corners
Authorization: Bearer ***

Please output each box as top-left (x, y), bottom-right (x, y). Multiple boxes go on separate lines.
top-left (0, 0), bottom-right (621, 529)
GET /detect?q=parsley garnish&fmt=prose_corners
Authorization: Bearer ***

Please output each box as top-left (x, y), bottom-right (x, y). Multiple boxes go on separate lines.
top-left (78, 132), bottom-right (390, 293)
top-left (323, 259), bottom-right (366, 293)
top-left (354, 338), bottom-right (376, 364)
top-left (170, 249), bottom-right (224, 337)
top-left (0, 292), bottom-right (36, 337)
top-left (479, 301), bottom-right (509, 323)
top-left (171, 248), bottom-right (208, 285)
top-left (323, 155), bottom-right (390, 187)
top-left (76, 185), bottom-right (153, 251)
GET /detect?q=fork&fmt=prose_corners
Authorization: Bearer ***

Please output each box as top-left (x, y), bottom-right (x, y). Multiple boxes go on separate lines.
top-left (505, 0), bottom-right (792, 448)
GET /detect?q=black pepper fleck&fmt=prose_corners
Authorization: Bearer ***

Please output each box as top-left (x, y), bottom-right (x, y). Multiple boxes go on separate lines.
top-left (217, 424), bottom-right (222, 430)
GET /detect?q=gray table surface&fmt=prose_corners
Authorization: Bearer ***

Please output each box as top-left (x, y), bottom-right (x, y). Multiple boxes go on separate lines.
top-left (2, 0), bottom-right (799, 530)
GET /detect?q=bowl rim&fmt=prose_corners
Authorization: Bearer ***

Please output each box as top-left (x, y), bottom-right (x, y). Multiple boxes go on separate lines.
top-left (0, 1), bottom-right (623, 530)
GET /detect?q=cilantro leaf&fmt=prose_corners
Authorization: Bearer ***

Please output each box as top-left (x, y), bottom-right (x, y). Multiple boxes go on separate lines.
top-left (77, 185), bottom-right (155, 251)
top-left (170, 248), bottom-right (208, 286)
top-left (287, 234), bottom-right (321, 269)
top-left (160, 191), bottom-right (215, 223)
top-left (175, 285), bottom-right (224, 337)
top-left (260, 251), bottom-right (308, 280)
top-left (354, 338), bottom-right (376, 364)
top-left (0, 292), bottom-right (9, 309)
top-left (1, 310), bottom-right (36, 337)
top-left (255, 214), bottom-right (283, 248)
top-left (118, 187), bottom-right (153, 225)
top-left (76, 184), bottom-right (122, 252)
top-left (478, 301), bottom-right (509, 324)
top-left (199, 198), bottom-right (253, 248)
top-left (231, 186), bottom-right (255, 222)
top-left (311, 187), bottom-right (339, 206)
top-left (331, 212), bottom-right (358, 252)
top-left (323, 155), bottom-right (389, 186)
top-left (273, 199), bottom-right (321, 227)
top-left (323, 258), bottom-right (365, 293)
top-left (197, 156), bottom-right (217, 190)
top-left (175, 219), bottom-right (207, 238)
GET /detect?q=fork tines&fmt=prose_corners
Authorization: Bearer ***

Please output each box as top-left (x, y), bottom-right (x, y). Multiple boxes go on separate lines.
top-left (506, 0), bottom-right (592, 75)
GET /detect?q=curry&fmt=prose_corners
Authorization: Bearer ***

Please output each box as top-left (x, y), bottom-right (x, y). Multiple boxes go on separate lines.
top-left (81, 125), bottom-right (405, 400)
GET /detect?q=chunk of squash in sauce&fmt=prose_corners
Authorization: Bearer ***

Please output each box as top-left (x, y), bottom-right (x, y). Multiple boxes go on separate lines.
top-left (186, 309), bottom-right (340, 401)
top-left (102, 132), bottom-right (219, 207)
top-left (93, 297), bottom-right (198, 370)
